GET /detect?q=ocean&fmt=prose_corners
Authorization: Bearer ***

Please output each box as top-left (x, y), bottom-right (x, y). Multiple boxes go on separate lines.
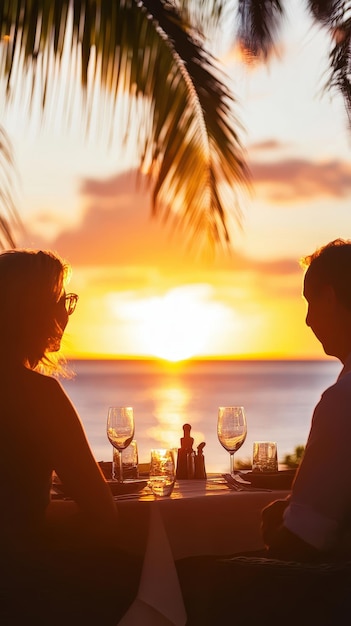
top-left (61, 358), bottom-right (341, 474)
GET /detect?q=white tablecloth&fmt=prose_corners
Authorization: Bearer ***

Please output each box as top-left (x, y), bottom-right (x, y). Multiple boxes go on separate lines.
top-left (116, 477), bottom-right (289, 558)
top-left (117, 478), bottom-right (289, 625)
top-left (47, 477), bottom-right (290, 625)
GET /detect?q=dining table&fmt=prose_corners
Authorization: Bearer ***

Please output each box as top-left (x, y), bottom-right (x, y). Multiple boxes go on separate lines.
top-left (47, 474), bottom-right (291, 625)
top-left (115, 476), bottom-right (289, 558)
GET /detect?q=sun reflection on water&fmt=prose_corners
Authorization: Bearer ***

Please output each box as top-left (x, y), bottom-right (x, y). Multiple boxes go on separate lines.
top-left (147, 384), bottom-right (205, 451)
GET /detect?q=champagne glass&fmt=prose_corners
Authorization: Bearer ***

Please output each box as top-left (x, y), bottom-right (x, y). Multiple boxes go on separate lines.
top-left (217, 406), bottom-right (247, 476)
top-left (107, 407), bottom-right (134, 483)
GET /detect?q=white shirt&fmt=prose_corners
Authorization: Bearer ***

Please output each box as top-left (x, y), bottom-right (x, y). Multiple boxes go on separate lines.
top-left (284, 353), bottom-right (351, 552)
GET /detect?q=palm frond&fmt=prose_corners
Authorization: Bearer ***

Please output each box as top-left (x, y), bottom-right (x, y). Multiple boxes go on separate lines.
top-left (176, 0), bottom-right (227, 35)
top-left (0, 127), bottom-right (21, 249)
top-left (236, 0), bottom-right (285, 60)
top-left (0, 0), bottom-right (249, 247)
top-left (140, 0), bottom-right (250, 245)
top-left (325, 18), bottom-right (351, 125)
top-left (308, 2), bottom-right (351, 127)
top-left (308, 1), bottom-right (345, 25)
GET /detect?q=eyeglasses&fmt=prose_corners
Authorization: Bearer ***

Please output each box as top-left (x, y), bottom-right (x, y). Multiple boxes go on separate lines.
top-left (64, 293), bottom-right (79, 315)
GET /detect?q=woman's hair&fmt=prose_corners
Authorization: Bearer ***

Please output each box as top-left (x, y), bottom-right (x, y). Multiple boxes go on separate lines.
top-left (0, 249), bottom-right (71, 373)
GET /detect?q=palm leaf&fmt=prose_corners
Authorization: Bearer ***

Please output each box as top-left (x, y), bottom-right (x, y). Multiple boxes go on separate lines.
top-left (236, 0), bottom-right (284, 60)
top-left (0, 127), bottom-right (22, 249)
top-left (308, 1), bottom-right (345, 24)
top-left (308, 1), bottom-right (351, 126)
top-left (0, 0), bottom-right (250, 247)
top-left (325, 18), bottom-right (351, 124)
top-left (177, 0), bottom-right (227, 35)
top-left (234, 0), bottom-right (351, 130)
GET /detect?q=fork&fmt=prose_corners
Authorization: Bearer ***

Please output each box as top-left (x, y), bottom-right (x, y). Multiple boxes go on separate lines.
top-left (222, 473), bottom-right (272, 492)
top-left (113, 491), bottom-right (145, 500)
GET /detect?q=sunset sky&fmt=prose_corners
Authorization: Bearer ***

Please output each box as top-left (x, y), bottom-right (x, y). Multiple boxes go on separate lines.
top-left (1, 0), bottom-right (350, 362)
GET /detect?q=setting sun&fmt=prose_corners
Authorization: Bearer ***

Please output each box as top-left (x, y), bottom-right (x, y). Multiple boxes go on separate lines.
top-left (140, 289), bottom-right (209, 361)
top-left (104, 285), bottom-right (233, 361)
top-left (126, 286), bottom-right (224, 361)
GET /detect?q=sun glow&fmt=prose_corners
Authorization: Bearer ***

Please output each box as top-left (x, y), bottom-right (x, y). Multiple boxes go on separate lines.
top-left (109, 285), bottom-right (232, 362)
top-left (136, 286), bottom-right (214, 361)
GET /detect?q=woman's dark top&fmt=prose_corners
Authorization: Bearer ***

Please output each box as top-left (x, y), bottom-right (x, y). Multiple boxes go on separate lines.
top-left (0, 365), bottom-right (54, 548)
top-left (0, 362), bottom-right (117, 552)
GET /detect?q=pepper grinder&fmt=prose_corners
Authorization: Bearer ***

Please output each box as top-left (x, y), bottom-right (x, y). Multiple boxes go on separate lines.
top-left (195, 442), bottom-right (207, 479)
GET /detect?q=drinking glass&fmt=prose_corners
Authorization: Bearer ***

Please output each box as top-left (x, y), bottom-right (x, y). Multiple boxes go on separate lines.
top-left (252, 441), bottom-right (278, 473)
top-left (112, 439), bottom-right (139, 481)
top-left (217, 406), bottom-right (247, 476)
top-left (148, 449), bottom-right (175, 497)
top-left (107, 407), bottom-right (134, 483)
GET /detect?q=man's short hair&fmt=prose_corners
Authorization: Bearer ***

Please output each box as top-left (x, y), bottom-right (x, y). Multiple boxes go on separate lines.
top-left (301, 238), bottom-right (351, 310)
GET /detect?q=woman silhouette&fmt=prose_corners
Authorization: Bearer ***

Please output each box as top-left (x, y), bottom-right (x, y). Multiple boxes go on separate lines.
top-left (0, 249), bottom-right (140, 624)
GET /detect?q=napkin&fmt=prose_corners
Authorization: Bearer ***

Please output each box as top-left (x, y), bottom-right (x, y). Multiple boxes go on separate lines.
top-left (118, 505), bottom-right (187, 625)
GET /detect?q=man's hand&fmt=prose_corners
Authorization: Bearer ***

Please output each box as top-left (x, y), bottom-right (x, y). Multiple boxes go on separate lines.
top-left (261, 498), bottom-right (290, 547)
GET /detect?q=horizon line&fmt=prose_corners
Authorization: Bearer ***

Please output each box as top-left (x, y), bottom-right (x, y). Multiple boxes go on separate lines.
top-left (65, 354), bottom-right (333, 363)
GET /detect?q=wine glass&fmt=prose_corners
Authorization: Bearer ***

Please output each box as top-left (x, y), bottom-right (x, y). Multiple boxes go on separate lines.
top-left (217, 406), bottom-right (247, 476)
top-left (107, 407), bottom-right (134, 483)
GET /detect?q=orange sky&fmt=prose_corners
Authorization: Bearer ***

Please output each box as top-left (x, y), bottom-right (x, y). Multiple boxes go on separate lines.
top-left (20, 166), bottom-right (323, 361)
top-left (1, 1), bottom-right (350, 362)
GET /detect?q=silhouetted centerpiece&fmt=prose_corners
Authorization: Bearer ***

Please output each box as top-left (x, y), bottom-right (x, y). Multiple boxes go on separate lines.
top-left (176, 423), bottom-right (207, 479)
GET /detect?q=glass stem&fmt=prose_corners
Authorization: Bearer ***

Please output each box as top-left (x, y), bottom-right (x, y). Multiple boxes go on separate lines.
top-left (118, 450), bottom-right (123, 483)
top-left (230, 452), bottom-right (235, 476)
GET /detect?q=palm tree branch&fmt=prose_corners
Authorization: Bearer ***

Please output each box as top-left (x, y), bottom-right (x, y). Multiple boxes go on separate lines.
top-left (235, 0), bottom-right (285, 60)
top-left (0, 0), bottom-right (249, 246)
top-left (138, 0), bottom-right (250, 243)
top-left (325, 20), bottom-right (351, 125)
top-left (308, 2), bottom-right (351, 126)
top-left (0, 127), bottom-right (22, 249)
top-left (177, 0), bottom-right (227, 34)
top-left (309, 1), bottom-right (347, 25)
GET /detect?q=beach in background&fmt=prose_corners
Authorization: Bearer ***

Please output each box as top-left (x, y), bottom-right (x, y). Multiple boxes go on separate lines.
top-left (62, 358), bottom-right (340, 474)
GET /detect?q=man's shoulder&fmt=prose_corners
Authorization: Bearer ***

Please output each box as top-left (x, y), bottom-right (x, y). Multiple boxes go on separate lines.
top-left (320, 371), bottom-right (351, 405)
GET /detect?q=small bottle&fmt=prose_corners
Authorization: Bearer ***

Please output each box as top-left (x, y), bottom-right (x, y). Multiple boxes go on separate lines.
top-left (187, 449), bottom-right (196, 479)
top-left (195, 442), bottom-right (207, 479)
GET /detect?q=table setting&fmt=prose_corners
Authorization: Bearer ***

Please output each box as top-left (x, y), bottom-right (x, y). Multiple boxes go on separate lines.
top-left (47, 403), bottom-right (294, 625)
top-left (52, 403), bottom-right (295, 502)
top-left (112, 404), bottom-right (293, 496)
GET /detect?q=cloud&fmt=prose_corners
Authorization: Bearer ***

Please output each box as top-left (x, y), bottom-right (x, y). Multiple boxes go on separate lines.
top-left (80, 169), bottom-right (146, 198)
top-left (250, 158), bottom-right (351, 202)
top-left (29, 167), bottom-right (301, 286)
top-left (52, 169), bottom-right (197, 269)
top-left (249, 139), bottom-right (286, 152)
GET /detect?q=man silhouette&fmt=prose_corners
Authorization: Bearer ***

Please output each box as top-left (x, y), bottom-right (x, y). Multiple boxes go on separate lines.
top-left (262, 238), bottom-right (351, 562)
top-left (177, 240), bottom-right (351, 625)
